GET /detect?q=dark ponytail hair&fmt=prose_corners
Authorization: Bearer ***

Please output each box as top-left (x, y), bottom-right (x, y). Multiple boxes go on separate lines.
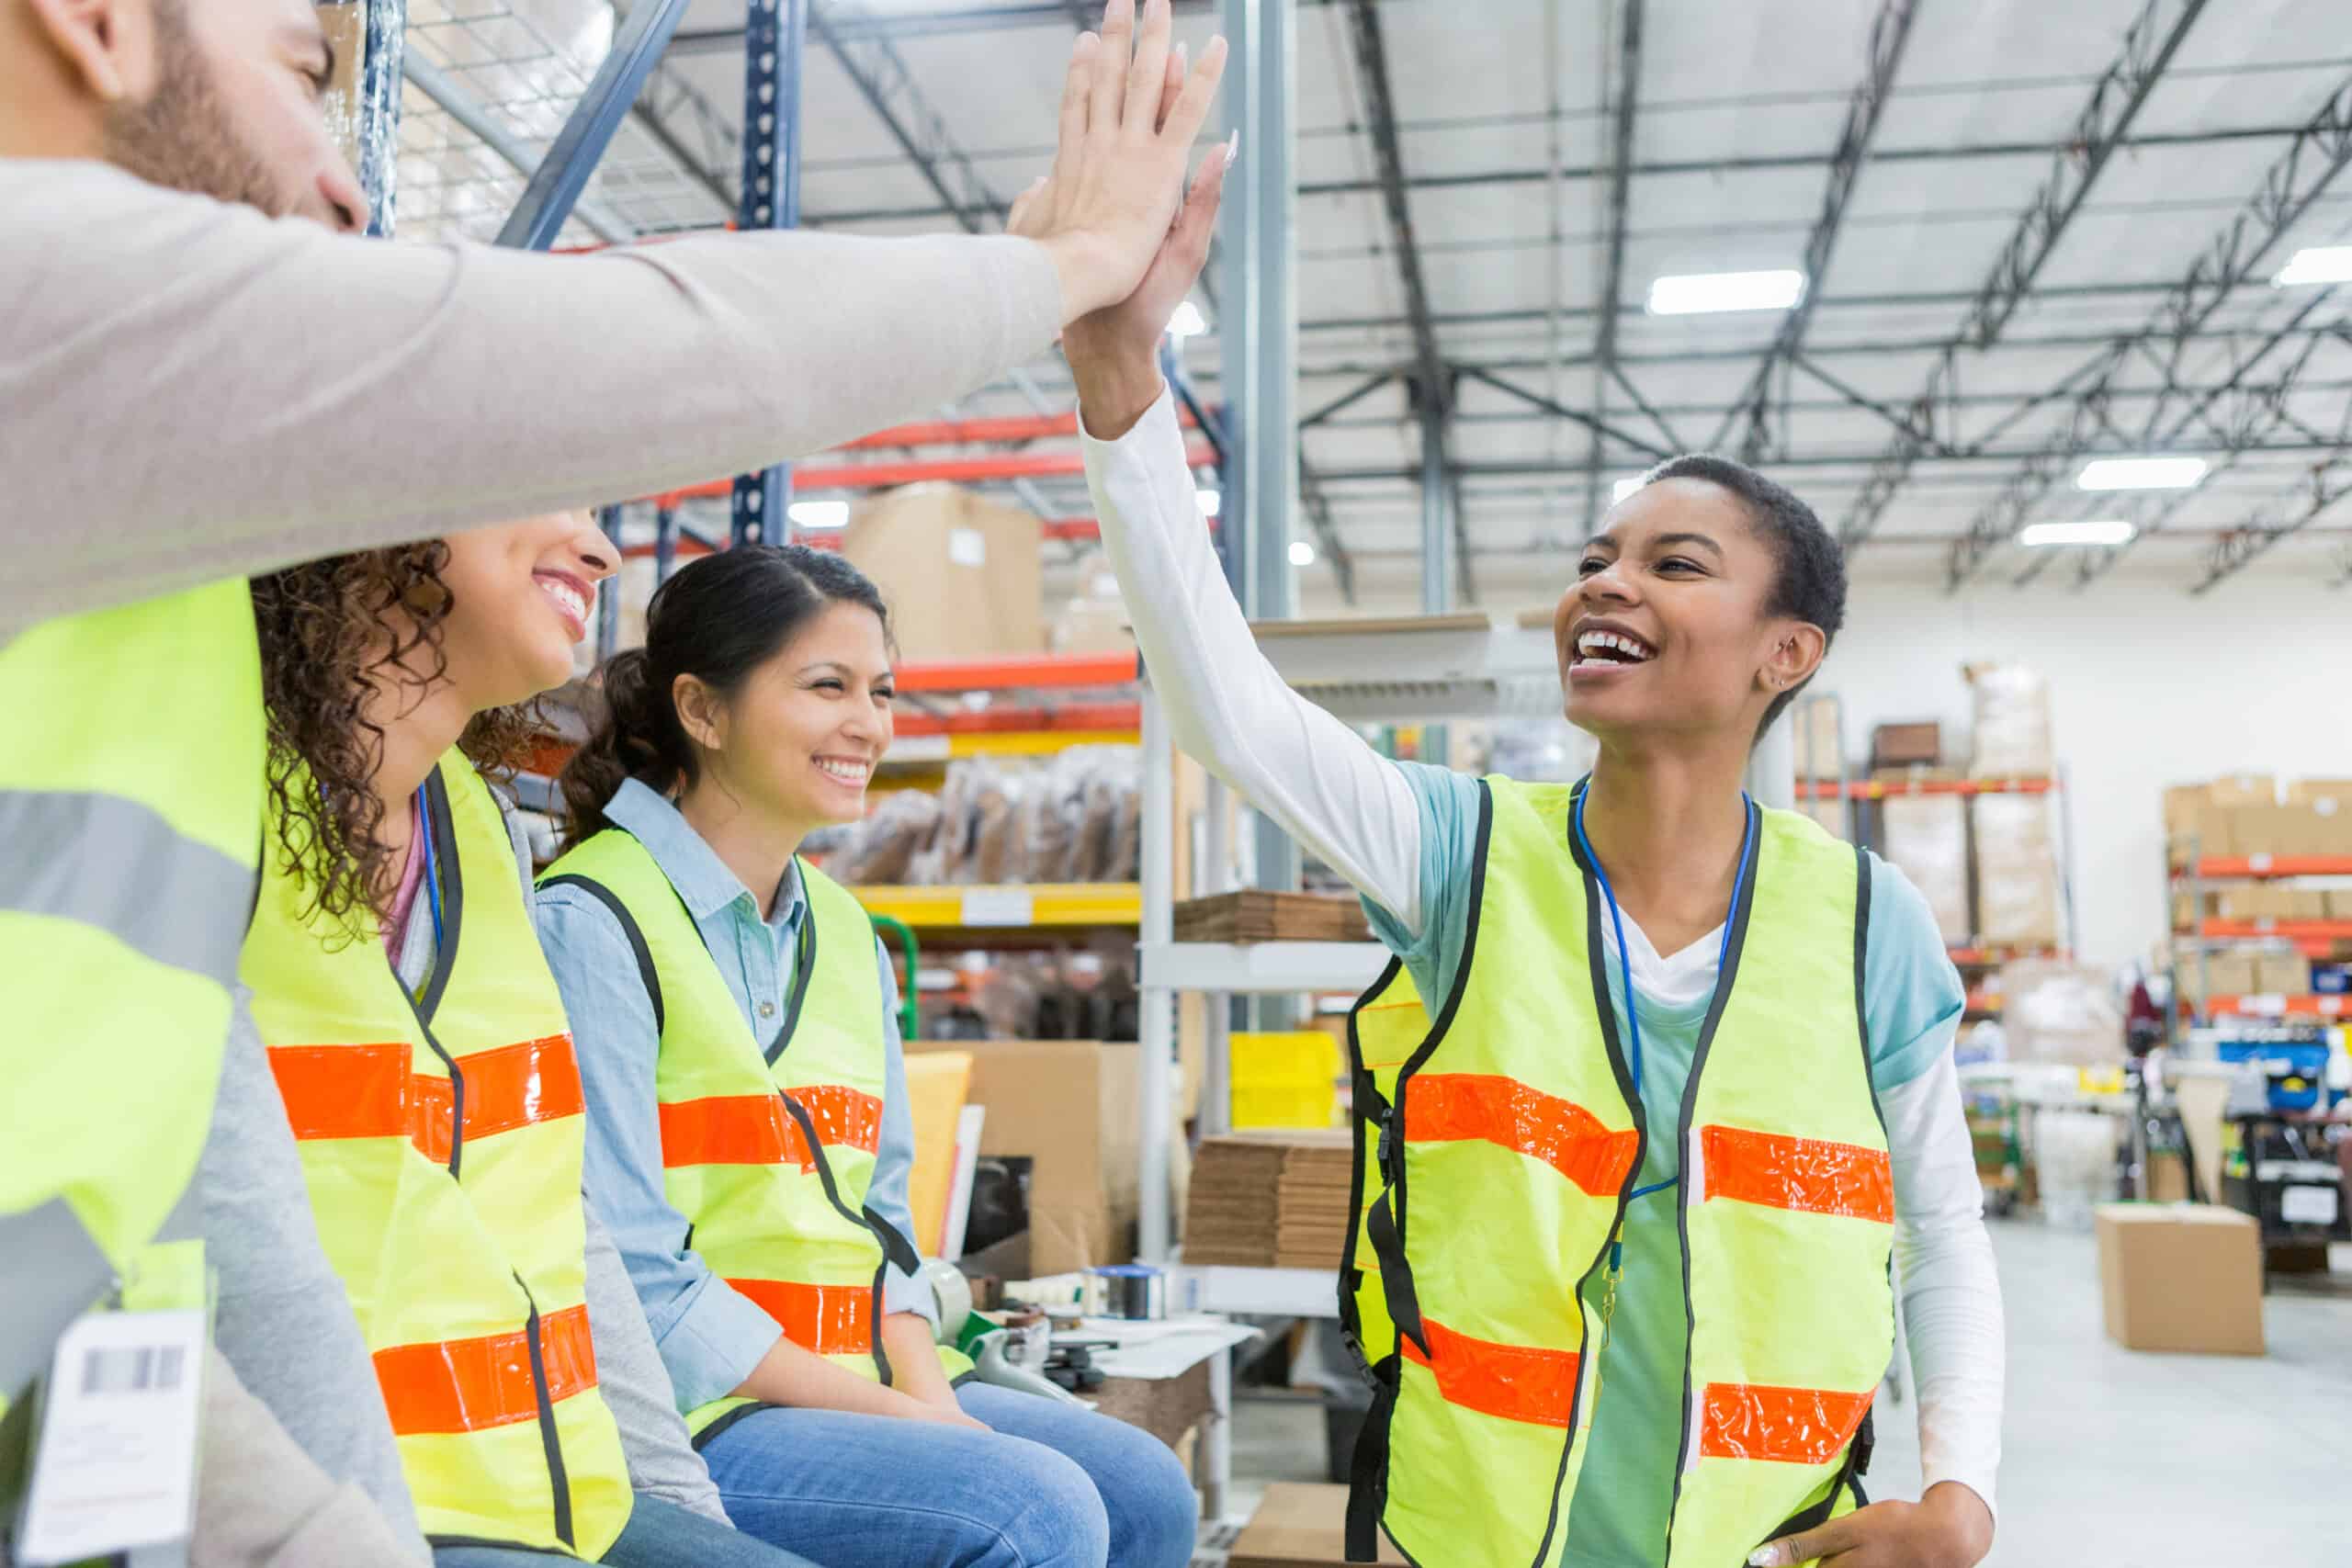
top-left (560, 545), bottom-right (891, 842)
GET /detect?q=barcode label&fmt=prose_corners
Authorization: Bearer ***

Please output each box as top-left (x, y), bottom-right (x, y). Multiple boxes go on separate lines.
top-left (81, 1344), bottom-right (186, 1396)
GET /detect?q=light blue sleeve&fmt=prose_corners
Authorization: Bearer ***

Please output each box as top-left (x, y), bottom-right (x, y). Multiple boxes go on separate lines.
top-left (1861, 852), bottom-right (1968, 1092)
top-left (1360, 761), bottom-right (1487, 1010)
top-left (534, 884), bottom-right (783, 1411)
top-left (868, 936), bottom-right (937, 1325)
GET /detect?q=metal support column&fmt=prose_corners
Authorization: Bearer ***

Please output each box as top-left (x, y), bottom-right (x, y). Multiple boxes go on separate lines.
top-left (1420, 388), bottom-right (1452, 765)
top-left (356, 0), bottom-right (408, 234)
top-left (732, 0), bottom-right (808, 546)
top-left (595, 504), bottom-right (624, 662)
top-left (652, 505), bottom-right (679, 586)
top-left (1220, 0), bottom-right (1300, 902)
top-left (1137, 689), bottom-right (1176, 1262)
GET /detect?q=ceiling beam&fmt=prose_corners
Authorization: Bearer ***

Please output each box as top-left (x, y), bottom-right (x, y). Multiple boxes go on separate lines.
top-left (1944, 73), bottom-right (2352, 592)
top-left (1343, 0), bottom-right (1470, 602)
top-left (1844, 0), bottom-right (2211, 552)
top-left (2071, 298), bottom-right (2347, 587)
top-left (1717, 0), bottom-right (1920, 462)
top-left (2193, 460), bottom-right (2352, 592)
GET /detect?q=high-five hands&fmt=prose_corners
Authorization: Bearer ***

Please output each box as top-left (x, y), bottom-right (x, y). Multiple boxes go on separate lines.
top-left (1021, 0), bottom-right (1228, 326)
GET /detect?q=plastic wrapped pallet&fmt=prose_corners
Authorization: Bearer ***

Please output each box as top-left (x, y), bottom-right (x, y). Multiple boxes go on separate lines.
top-left (2000, 959), bottom-right (2120, 1067)
top-left (1878, 795), bottom-right (1970, 945)
top-left (1964, 662), bottom-right (2052, 780)
top-left (1973, 794), bottom-right (2062, 949)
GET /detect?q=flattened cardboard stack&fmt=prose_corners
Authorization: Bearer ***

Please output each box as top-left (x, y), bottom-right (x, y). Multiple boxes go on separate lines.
top-left (1171, 892), bottom-right (1373, 944)
top-left (1183, 1130), bottom-right (1356, 1269)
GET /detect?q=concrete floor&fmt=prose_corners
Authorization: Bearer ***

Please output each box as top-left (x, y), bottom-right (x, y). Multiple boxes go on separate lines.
top-left (1219, 1219), bottom-right (2352, 1565)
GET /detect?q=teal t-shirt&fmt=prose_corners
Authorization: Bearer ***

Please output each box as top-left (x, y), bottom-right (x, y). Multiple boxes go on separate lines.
top-left (1363, 766), bottom-right (1964, 1568)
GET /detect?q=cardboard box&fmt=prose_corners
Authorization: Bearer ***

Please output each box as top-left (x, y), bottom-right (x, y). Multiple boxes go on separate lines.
top-left (1801, 796), bottom-right (1849, 840)
top-left (2331, 890), bottom-right (2352, 921)
top-left (2183, 952), bottom-right (2260, 1002)
top-left (1973, 794), bottom-right (2061, 949)
top-left (2258, 953), bottom-right (2315, 997)
top-left (1870, 721), bottom-right (1940, 769)
top-left (2286, 778), bottom-right (2352, 807)
top-left (2206, 773), bottom-right (2278, 807)
top-left (1879, 795), bottom-right (1970, 944)
top-left (2287, 889), bottom-right (2331, 922)
top-left (1049, 551), bottom-right (1135, 657)
top-left (2095, 1204), bottom-right (2265, 1355)
top-left (1964, 662), bottom-right (2052, 779)
top-left (1229, 1483), bottom-right (1407, 1568)
top-left (1795, 698), bottom-right (1843, 782)
top-left (843, 484), bottom-right (1045, 665)
top-left (907, 1040), bottom-right (1138, 1275)
top-left (2170, 890), bottom-right (2211, 931)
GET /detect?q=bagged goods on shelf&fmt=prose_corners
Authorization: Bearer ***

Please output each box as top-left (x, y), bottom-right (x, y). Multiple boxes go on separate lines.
top-left (1879, 795), bottom-right (1969, 945)
top-left (965, 761), bottom-right (1029, 886)
top-left (1972, 794), bottom-right (2061, 949)
top-left (1962, 662), bottom-right (2052, 779)
top-left (2000, 960), bottom-right (2121, 1066)
top-left (1020, 749), bottom-right (1092, 884)
top-left (829, 789), bottom-right (941, 886)
top-left (2036, 1110), bottom-right (2118, 1231)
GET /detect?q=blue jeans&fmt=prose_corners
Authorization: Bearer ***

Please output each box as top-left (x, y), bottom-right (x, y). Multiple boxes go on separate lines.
top-left (697, 1382), bottom-right (1198, 1568)
top-left (433, 1494), bottom-right (821, 1568)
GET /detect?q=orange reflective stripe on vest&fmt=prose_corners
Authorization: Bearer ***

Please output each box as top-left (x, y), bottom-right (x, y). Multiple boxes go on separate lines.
top-left (375, 1303), bottom-right (599, 1437)
top-left (726, 1279), bottom-right (873, 1357)
top-left (660, 1084), bottom-right (882, 1173)
top-left (1697, 1382), bottom-right (1874, 1467)
top-left (1406, 1073), bottom-right (1642, 1198)
top-left (1700, 1124), bottom-right (1894, 1224)
top-left (269, 1034), bottom-right (582, 1165)
top-left (1401, 1315), bottom-right (1581, 1429)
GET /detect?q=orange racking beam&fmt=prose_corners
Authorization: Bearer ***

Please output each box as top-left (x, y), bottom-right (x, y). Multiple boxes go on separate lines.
top-left (647, 444), bottom-right (1219, 508)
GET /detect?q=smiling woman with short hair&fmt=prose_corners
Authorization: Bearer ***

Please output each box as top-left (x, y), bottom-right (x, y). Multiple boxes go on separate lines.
top-left (1045, 157), bottom-right (2005, 1568)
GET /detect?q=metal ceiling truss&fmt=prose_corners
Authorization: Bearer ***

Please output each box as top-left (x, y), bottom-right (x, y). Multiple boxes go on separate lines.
top-left (2067, 297), bottom-right (2348, 587)
top-left (2194, 458), bottom-right (2352, 593)
top-left (1343, 0), bottom-right (1471, 604)
top-left (1838, 0), bottom-right (2211, 549)
top-left (630, 55), bottom-right (741, 214)
top-left (1718, 0), bottom-right (1921, 463)
top-left (1943, 73), bottom-right (2352, 592)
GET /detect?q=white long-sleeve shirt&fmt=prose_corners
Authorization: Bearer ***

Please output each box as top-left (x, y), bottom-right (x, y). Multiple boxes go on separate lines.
top-left (1081, 386), bottom-right (2003, 1522)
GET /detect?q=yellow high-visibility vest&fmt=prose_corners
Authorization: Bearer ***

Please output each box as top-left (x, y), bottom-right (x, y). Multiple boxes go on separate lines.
top-left (243, 751), bottom-right (632, 1557)
top-left (0, 584), bottom-right (258, 1407)
top-left (1343, 778), bottom-right (1893, 1568)
top-left (541, 829), bottom-right (970, 1439)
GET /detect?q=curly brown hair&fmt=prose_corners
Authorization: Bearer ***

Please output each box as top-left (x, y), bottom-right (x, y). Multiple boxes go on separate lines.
top-left (251, 542), bottom-right (541, 941)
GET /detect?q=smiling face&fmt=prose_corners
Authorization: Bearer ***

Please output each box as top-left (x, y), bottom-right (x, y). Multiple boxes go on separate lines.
top-left (1553, 477), bottom-right (1824, 744)
top-left (430, 512), bottom-right (618, 710)
top-left (677, 599), bottom-right (896, 833)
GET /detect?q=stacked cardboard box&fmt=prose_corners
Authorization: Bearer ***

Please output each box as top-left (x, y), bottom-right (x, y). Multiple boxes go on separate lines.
top-left (2166, 776), bottom-right (2352, 868)
top-left (1183, 1131), bottom-right (1355, 1269)
top-left (1171, 892), bottom-right (1374, 944)
top-left (1880, 795), bottom-right (1970, 945)
top-left (1973, 794), bottom-right (2062, 949)
top-left (842, 484), bottom-right (1046, 664)
top-left (1964, 663), bottom-right (2053, 779)
top-left (1870, 721), bottom-right (1940, 770)
top-left (1229, 1484), bottom-right (1408, 1568)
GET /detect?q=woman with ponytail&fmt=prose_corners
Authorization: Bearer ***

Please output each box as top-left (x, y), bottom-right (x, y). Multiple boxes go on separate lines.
top-left (537, 546), bottom-right (1197, 1568)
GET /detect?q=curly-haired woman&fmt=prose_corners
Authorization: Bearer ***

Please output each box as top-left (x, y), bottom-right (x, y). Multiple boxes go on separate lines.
top-left (236, 515), bottom-right (825, 1568)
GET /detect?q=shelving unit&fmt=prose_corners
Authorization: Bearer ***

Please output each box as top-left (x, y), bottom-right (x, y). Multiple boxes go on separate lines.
top-left (1795, 776), bottom-right (2055, 799)
top-left (850, 883), bottom-right (1142, 932)
top-left (2166, 834), bottom-right (2352, 1032)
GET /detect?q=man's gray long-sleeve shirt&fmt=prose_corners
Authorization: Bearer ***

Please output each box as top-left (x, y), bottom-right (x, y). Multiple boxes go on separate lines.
top-left (0, 158), bottom-right (1062, 637)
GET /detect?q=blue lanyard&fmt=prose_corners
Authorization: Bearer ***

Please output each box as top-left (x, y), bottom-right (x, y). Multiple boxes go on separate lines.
top-left (1570, 784), bottom-right (1756, 1215)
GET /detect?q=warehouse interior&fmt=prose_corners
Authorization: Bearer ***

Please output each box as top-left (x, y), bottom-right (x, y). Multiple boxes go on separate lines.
top-left (377, 0), bottom-right (2352, 1560)
top-left (17, 0), bottom-right (2352, 1564)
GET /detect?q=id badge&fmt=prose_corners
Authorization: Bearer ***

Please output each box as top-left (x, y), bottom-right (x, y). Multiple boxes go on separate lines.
top-left (11, 1242), bottom-right (209, 1567)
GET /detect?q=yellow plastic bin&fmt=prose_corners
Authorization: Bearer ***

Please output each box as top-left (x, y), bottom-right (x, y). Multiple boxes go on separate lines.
top-left (1230, 1031), bottom-right (1343, 1129)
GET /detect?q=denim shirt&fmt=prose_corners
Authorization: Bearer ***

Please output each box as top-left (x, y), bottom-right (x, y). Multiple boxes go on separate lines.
top-left (534, 778), bottom-right (933, 1415)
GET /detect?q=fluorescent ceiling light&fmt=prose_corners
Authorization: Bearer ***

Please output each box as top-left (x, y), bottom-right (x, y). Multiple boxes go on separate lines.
top-left (1168, 300), bottom-right (1209, 338)
top-left (1288, 540), bottom-right (1317, 568)
top-left (788, 500), bottom-right (850, 530)
top-left (1196, 488), bottom-right (1222, 517)
top-left (1611, 477), bottom-right (1645, 503)
top-left (2018, 519), bottom-right (2136, 548)
top-left (2075, 457), bottom-right (2207, 491)
top-left (2275, 245), bottom-right (2352, 287)
top-left (1645, 268), bottom-right (1805, 316)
